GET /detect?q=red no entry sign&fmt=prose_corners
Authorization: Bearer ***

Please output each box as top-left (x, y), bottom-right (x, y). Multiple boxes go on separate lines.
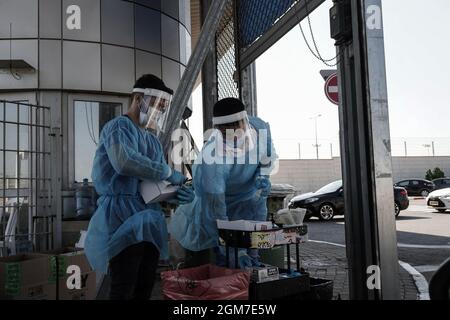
top-left (324, 73), bottom-right (339, 105)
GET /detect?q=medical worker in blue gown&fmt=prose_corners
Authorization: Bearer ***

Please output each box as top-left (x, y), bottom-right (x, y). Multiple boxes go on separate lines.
top-left (84, 74), bottom-right (195, 300)
top-left (169, 98), bottom-right (278, 268)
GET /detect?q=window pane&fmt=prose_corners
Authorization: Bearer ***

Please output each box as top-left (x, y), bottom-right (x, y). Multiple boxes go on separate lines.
top-left (19, 104), bottom-right (30, 124)
top-left (4, 152), bottom-right (18, 180)
top-left (18, 152), bottom-right (29, 179)
top-left (5, 103), bottom-right (17, 122)
top-left (5, 124), bottom-right (18, 150)
top-left (19, 125), bottom-right (29, 151)
top-left (74, 101), bottom-right (121, 182)
top-left (0, 123), bottom-right (3, 150)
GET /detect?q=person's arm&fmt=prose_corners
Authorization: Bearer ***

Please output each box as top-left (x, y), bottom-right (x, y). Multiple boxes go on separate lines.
top-left (259, 120), bottom-right (279, 177)
top-left (199, 161), bottom-right (228, 222)
top-left (105, 122), bottom-right (171, 181)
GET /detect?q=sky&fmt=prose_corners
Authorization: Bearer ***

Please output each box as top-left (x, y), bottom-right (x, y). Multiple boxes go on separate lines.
top-left (190, 0), bottom-right (450, 159)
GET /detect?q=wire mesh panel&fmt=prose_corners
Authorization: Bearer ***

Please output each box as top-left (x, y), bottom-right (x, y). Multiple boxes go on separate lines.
top-left (216, 0), bottom-right (240, 100)
top-left (0, 100), bottom-right (53, 257)
top-left (237, 0), bottom-right (297, 49)
top-left (215, 0), bottom-right (302, 99)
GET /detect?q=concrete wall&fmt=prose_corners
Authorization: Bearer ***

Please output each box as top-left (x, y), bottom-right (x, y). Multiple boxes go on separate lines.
top-left (271, 157), bottom-right (450, 194)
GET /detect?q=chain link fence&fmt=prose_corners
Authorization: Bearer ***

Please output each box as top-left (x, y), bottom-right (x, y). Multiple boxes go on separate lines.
top-left (237, 0), bottom-right (297, 49)
top-left (216, 0), bottom-right (240, 100)
top-left (215, 0), bottom-right (302, 100)
top-left (274, 137), bottom-right (450, 160)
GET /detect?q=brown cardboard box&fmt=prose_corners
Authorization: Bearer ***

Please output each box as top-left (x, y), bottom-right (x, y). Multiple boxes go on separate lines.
top-left (44, 247), bottom-right (96, 300)
top-left (58, 271), bottom-right (96, 300)
top-left (0, 254), bottom-right (56, 300)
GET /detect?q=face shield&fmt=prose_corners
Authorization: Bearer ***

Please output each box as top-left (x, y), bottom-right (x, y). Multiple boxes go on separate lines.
top-left (133, 88), bottom-right (173, 133)
top-left (212, 111), bottom-right (257, 156)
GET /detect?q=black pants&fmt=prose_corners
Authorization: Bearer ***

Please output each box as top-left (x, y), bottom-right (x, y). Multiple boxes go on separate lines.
top-left (109, 242), bottom-right (159, 300)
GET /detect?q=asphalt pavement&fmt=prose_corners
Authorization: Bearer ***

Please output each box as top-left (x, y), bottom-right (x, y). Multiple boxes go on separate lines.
top-left (305, 198), bottom-right (450, 283)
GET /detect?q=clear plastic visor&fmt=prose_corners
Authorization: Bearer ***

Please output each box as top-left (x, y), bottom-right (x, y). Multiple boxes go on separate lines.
top-left (134, 88), bottom-right (173, 132)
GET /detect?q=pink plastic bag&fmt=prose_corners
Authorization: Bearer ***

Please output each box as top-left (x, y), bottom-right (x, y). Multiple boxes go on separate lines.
top-left (161, 264), bottom-right (250, 300)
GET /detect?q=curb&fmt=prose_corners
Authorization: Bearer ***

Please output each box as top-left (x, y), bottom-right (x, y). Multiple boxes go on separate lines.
top-left (398, 260), bottom-right (430, 300)
top-left (310, 240), bottom-right (427, 300)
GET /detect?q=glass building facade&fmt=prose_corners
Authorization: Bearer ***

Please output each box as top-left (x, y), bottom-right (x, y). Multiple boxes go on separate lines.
top-left (0, 0), bottom-right (191, 219)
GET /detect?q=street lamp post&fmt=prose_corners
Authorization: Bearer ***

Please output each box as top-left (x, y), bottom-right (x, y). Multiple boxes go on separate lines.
top-left (423, 144), bottom-right (431, 157)
top-left (310, 114), bottom-right (322, 160)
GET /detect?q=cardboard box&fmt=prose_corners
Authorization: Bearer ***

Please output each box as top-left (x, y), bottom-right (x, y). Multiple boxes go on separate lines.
top-left (44, 247), bottom-right (96, 300)
top-left (0, 254), bottom-right (56, 300)
top-left (217, 220), bottom-right (274, 232)
top-left (250, 232), bottom-right (276, 249)
top-left (58, 271), bottom-right (96, 300)
top-left (248, 265), bottom-right (279, 284)
top-left (274, 226), bottom-right (309, 245)
top-left (140, 180), bottom-right (179, 204)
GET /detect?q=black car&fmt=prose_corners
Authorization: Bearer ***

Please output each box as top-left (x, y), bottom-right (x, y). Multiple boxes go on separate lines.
top-left (394, 179), bottom-right (435, 197)
top-left (288, 180), bottom-right (409, 221)
top-left (432, 178), bottom-right (450, 191)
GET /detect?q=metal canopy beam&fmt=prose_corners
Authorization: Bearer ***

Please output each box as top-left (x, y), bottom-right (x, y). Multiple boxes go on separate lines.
top-left (337, 0), bottom-right (400, 299)
top-left (239, 0), bottom-right (325, 70)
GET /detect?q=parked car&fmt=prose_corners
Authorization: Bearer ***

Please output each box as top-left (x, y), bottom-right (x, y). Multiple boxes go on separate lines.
top-left (394, 187), bottom-right (410, 217)
top-left (288, 180), bottom-right (409, 221)
top-left (394, 179), bottom-right (435, 197)
top-left (426, 188), bottom-right (450, 213)
top-left (432, 178), bottom-right (450, 191)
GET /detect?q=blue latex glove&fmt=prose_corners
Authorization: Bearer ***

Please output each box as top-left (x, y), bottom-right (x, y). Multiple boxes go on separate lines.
top-left (167, 170), bottom-right (187, 186)
top-left (256, 176), bottom-right (271, 198)
top-left (176, 185), bottom-right (195, 205)
top-left (216, 247), bottom-right (261, 269)
top-left (238, 254), bottom-right (254, 268)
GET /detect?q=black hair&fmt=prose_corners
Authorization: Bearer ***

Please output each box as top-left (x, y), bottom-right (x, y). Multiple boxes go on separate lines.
top-left (133, 74), bottom-right (174, 95)
top-left (213, 97), bottom-right (245, 118)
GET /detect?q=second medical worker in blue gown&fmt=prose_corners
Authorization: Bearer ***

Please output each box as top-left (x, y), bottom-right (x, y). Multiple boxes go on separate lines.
top-left (170, 98), bottom-right (278, 268)
top-left (84, 74), bottom-right (194, 300)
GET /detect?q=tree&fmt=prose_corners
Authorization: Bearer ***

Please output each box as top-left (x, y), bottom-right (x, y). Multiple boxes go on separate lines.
top-left (425, 169), bottom-right (433, 181)
top-left (425, 167), bottom-right (446, 181)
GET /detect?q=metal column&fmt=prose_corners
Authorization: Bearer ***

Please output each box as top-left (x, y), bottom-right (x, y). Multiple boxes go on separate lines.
top-left (161, 0), bottom-right (229, 153)
top-left (201, 0), bottom-right (219, 132)
top-left (50, 127), bottom-right (63, 249)
top-left (336, 0), bottom-right (400, 299)
top-left (240, 62), bottom-right (258, 116)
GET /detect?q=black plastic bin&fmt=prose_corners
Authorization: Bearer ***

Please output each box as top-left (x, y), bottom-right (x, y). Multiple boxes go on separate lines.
top-left (302, 278), bottom-right (334, 300)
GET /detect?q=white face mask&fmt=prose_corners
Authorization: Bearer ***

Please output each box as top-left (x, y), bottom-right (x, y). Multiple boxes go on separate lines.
top-left (138, 101), bottom-right (149, 126)
top-left (146, 106), bottom-right (164, 131)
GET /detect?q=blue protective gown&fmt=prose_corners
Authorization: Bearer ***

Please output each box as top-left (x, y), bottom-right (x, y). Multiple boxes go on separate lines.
top-left (169, 116), bottom-right (277, 252)
top-left (84, 115), bottom-right (172, 274)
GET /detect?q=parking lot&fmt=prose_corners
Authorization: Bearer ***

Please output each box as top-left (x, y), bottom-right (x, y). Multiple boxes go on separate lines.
top-left (306, 198), bottom-right (450, 283)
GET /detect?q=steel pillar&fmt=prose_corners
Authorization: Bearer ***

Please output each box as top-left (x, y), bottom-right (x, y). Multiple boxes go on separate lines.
top-left (161, 0), bottom-right (229, 152)
top-left (336, 0), bottom-right (400, 299)
top-left (201, 0), bottom-right (219, 132)
top-left (240, 62), bottom-right (258, 116)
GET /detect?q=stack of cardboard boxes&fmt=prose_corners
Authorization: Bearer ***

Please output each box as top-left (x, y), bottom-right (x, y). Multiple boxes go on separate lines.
top-left (0, 248), bottom-right (96, 300)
